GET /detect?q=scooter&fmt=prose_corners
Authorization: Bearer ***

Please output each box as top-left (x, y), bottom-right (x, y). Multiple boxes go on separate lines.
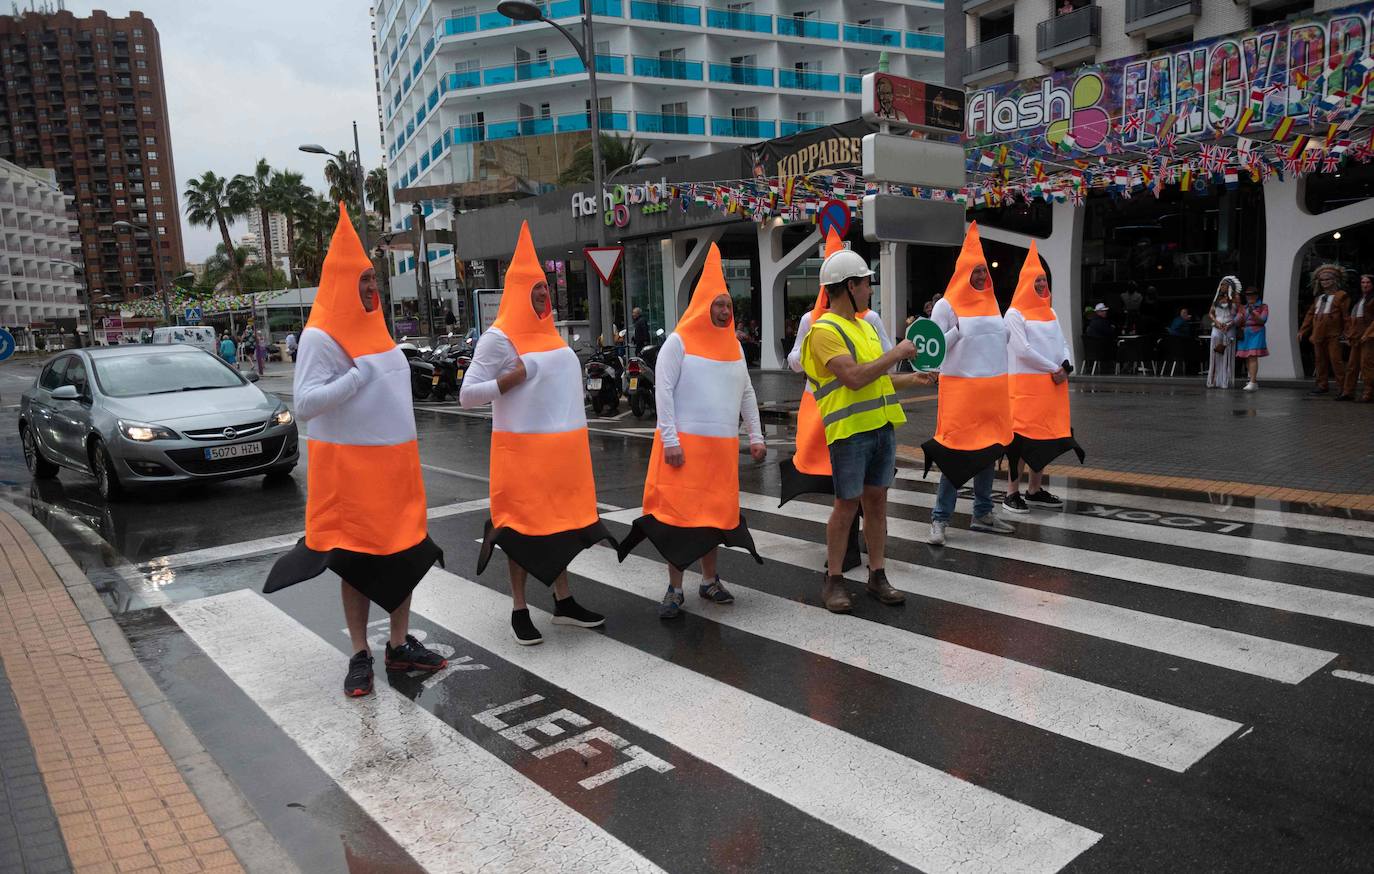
top-left (427, 332), bottom-right (462, 402)
top-left (584, 345), bottom-right (624, 416)
top-left (627, 329), bottom-right (664, 419)
top-left (398, 338), bottom-right (435, 401)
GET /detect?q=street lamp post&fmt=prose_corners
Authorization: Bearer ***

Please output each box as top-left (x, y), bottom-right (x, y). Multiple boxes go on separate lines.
top-left (607, 157), bottom-right (661, 357)
top-left (497, 0), bottom-right (612, 345)
top-left (47, 257), bottom-right (91, 347)
top-left (112, 219), bottom-right (172, 326)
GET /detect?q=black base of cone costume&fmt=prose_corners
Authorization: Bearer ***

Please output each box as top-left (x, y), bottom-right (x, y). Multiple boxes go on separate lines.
top-left (920, 440), bottom-right (1008, 490)
top-left (1007, 433), bottom-right (1086, 479)
top-left (778, 459), bottom-right (864, 572)
top-left (615, 512), bottom-right (763, 571)
top-left (265, 537), bottom-right (444, 614)
top-left (476, 518), bottom-right (617, 585)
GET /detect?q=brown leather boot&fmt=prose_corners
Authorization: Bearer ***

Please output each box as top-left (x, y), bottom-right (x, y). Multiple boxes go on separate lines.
top-left (821, 574), bottom-right (852, 613)
top-left (866, 568), bottom-right (905, 605)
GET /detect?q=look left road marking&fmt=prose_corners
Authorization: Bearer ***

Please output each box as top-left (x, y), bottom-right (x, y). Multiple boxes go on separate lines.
top-left (167, 590), bottom-right (664, 873)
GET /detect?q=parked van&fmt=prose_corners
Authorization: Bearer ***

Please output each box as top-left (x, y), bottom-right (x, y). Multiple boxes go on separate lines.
top-left (151, 326), bottom-right (217, 357)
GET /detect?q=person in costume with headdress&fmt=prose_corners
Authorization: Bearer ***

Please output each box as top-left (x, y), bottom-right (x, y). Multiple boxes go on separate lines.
top-left (924, 222), bottom-right (1015, 546)
top-left (460, 222), bottom-right (613, 646)
top-left (616, 244), bottom-right (766, 619)
top-left (1001, 242), bottom-right (1083, 515)
top-left (265, 205), bottom-right (447, 698)
top-left (801, 246), bottom-right (932, 613)
top-left (1297, 263), bottom-right (1350, 396)
top-left (1205, 276), bottom-right (1241, 389)
top-left (780, 228), bottom-right (890, 572)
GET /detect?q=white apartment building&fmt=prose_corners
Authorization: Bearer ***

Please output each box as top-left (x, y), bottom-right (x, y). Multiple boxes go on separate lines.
top-left (372, 0), bottom-right (946, 288)
top-left (0, 159), bottom-right (83, 332)
top-left (245, 210), bottom-right (291, 271)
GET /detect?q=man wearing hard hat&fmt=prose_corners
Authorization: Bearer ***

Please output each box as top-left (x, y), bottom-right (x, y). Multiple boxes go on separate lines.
top-left (800, 247), bottom-right (934, 613)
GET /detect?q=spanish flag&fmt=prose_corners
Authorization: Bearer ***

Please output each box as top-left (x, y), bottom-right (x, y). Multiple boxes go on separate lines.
top-left (265, 205), bottom-right (442, 611)
top-left (616, 243), bottom-right (763, 570)
top-left (474, 222), bottom-right (616, 583)
top-left (1005, 242), bottom-right (1085, 477)
top-left (921, 222), bottom-right (1012, 487)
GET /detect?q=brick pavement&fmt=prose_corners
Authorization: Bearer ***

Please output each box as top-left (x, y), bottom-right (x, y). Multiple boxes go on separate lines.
top-left (0, 508), bottom-right (244, 874)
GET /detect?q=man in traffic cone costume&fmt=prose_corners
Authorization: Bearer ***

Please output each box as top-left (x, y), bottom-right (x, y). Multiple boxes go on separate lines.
top-left (781, 228), bottom-right (889, 571)
top-left (265, 205), bottom-right (447, 698)
top-left (617, 243), bottom-right (767, 619)
top-left (460, 222), bottom-right (613, 645)
top-left (924, 222), bottom-right (1016, 546)
top-left (801, 245), bottom-right (932, 613)
top-left (1001, 242), bottom-right (1084, 516)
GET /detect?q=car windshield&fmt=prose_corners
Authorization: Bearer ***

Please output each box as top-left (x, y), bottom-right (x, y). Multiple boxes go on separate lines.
top-left (91, 351), bottom-right (246, 398)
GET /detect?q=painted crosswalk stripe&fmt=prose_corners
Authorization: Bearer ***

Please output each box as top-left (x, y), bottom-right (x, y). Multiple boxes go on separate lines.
top-left (408, 570), bottom-right (1102, 874)
top-left (167, 590), bottom-right (664, 874)
top-left (566, 540), bottom-right (1241, 770)
top-left (736, 492), bottom-right (1374, 628)
top-left (602, 510), bottom-right (1334, 685)
top-left (893, 469), bottom-right (1374, 540)
top-left (879, 486), bottom-right (1370, 575)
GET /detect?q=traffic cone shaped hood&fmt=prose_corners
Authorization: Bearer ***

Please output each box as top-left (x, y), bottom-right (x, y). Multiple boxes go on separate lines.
top-left (675, 243), bottom-right (739, 360)
top-left (942, 221), bottom-right (999, 317)
top-left (305, 204), bottom-right (392, 359)
top-left (808, 227), bottom-right (847, 322)
top-left (1010, 241), bottom-right (1054, 321)
top-left (490, 221), bottom-right (564, 354)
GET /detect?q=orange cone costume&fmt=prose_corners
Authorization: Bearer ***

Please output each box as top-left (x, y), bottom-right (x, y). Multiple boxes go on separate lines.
top-left (1005, 242), bottom-right (1084, 476)
top-left (922, 222), bottom-right (1012, 487)
top-left (616, 244), bottom-right (764, 570)
top-left (265, 206), bottom-right (442, 611)
top-left (472, 222), bottom-right (616, 582)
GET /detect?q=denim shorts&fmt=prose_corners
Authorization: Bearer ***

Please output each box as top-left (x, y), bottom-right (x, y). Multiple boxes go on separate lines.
top-left (828, 424), bottom-right (896, 500)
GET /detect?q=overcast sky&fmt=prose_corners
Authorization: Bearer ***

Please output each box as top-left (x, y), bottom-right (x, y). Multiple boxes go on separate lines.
top-left (57, 0), bottom-right (383, 261)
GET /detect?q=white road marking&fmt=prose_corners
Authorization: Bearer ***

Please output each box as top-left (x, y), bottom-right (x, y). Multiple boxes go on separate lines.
top-left (1332, 669), bottom-right (1374, 686)
top-left (737, 492), bottom-right (1374, 628)
top-left (421, 462), bottom-right (490, 482)
top-left (167, 591), bottom-right (665, 873)
top-left (882, 487), bottom-right (1372, 576)
top-left (408, 570), bottom-right (1102, 874)
top-left (601, 509), bottom-right (1335, 685)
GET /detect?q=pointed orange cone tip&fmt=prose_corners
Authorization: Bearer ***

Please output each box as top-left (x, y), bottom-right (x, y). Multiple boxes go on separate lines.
top-left (942, 221), bottom-right (996, 314)
top-left (809, 228), bottom-right (847, 321)
top-left (490, 221), bottom-right (563, 353)
top-left (676, 243), bottom-right (739, 360)
top-left (1010, 241), bottom-right (1053, 319)
top-left (305, 202), bottom-right (389, 358)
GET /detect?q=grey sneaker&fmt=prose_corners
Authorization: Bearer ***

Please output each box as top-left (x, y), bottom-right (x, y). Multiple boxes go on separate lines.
top-left (970, 513), bottom-right (1015, 534)
top-left (658, 587), bottom-right (685, 620)
top-left (699, 576), bottom-right (735, 604)
top-left (928, 520), bottom-right (947, 545)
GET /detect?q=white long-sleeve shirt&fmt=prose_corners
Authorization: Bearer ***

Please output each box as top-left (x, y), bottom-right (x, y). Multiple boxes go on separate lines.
top-left (459, 330), bottom-right (524, 408)
top-left (787, 309), bottom-right (893, 372)
top-left (1005, 308), bottom-right (1072, 374)
top-left (655, 333), bottom-right (764, 448)
top-left (293, 329), bottom-right (365, 425)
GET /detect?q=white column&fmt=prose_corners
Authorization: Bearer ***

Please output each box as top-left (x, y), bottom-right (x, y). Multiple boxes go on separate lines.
top-left (666, 226), bottom-right (727, 332)
top-left (758, 219), bottom-right (821, 370)
top-left (878, 241), bottom-right (909, 340)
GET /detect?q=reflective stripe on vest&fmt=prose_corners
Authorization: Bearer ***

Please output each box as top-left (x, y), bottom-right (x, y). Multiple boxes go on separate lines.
top-left (801, 313), bottom-right (906, 444)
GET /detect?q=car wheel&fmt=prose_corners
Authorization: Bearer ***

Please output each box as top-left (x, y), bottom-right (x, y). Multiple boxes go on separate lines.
top-left (90, 439), bottom-right (124, 502)
top-left (20, 425), bottom-right (60, 480)
top-left (264, 464), bottom-right (296, 483)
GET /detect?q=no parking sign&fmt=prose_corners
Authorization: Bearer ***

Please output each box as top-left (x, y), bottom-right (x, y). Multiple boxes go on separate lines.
top-left (818, 200), bottom-right (850, 238)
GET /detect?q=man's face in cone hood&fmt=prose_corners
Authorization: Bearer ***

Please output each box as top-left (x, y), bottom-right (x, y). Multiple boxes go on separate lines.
top-left (1034, 274), bottom-right (1050, 300)
top-left (358, 268), bottom-right (379, 312)
top-left (710, 293), bottom-right (732, 327)
top-left (970, 264), bottom-right (989, 290)
top-left (530, 279), bottom-right (551, 318)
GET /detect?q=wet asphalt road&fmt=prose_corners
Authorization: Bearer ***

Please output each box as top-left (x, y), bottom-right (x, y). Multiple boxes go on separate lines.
top-left (4, 354), bottom-right (1374, 873)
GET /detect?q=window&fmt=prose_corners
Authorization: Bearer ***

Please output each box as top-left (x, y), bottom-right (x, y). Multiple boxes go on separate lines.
top-left (149, 166), bottom-right (158, 175)
top-left (146, 150), bottom-right (157, 159)
top-left (132, 28), bottom-right (143, 37)
top-left (144, 136), bottom-right (154, 145)
top-left (39, 357), bottom-right (68, 390)
top-left (137, 75), bottom-right (148, 85)
top-left (539, 102), bottom-right (550, 118)
top-left (150, 181), bottom-right (160, 190)
top-left (113, 181), bottom-right (123, 190)
top-left (141, 106), bottom-right (151, 115)
top-left (62, 359), bottom-right (88, 394)
top-left (136, 59), bottom-right (146, 69)
top-left (154, 211), bottom-right (165, 221)
top-left (151, 196), bottom-right (161, 205)
top-left (134, 44), bottom-right (145, 54)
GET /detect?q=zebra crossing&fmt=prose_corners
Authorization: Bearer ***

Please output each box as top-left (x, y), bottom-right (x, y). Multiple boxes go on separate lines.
top-left (134, 471), bottom-right (1374, 873)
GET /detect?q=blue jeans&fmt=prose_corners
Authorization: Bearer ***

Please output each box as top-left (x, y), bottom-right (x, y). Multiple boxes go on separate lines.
top-left (931, 465), bottom-right (995, 523)
top-left (828, 424), bottom-right (896, 501)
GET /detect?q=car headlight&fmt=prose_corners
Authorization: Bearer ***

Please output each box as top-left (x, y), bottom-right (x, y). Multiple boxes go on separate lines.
top-left (117, 420), bottom-right (179, 441)
top-left (271, 405), bottom-right (294, 426)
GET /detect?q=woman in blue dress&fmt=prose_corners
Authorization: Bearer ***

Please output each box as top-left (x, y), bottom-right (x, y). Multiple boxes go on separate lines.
top-left (1236, 285), bottom-right (1268, 391)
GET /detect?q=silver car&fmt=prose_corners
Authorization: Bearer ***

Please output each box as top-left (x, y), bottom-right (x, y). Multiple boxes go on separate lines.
top-left (17, 344), bottom-right (299, 499)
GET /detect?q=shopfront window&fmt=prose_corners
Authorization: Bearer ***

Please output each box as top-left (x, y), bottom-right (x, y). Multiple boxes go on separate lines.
top-left (620, 239), bottom-right (665, 339)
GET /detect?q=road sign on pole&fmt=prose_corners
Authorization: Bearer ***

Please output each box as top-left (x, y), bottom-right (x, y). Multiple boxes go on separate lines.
top-left (818, 200), bottom-right (851, 238)
top-left (905, 317), bottom-right (946, 371)
top-left (584, 247), bottom-right (624, 286)
top-left (0, 327), bottom-right (14, 362)
top-left (184, 306), bottom-right (203, 324)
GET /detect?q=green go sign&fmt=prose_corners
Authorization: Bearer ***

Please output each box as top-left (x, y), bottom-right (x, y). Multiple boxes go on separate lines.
top-left (905, 317), bottom-right (945, 371)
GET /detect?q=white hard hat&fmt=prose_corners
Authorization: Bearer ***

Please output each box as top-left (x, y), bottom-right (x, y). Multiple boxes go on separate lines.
top-left (818, 249), bottom-right (873, 287)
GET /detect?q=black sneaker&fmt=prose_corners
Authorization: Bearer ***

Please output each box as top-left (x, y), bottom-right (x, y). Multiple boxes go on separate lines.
top-left (385, 634), bottom-right (448, 673)
top-left (1024, 489), bottom-right (1065, 510)
top-left (1309, 387), bottom-right (1329, 395)
top-left (512, 608), bottom-right (543, 646)
top-left (344, 650), bottom-right (374, 698)
top-left (552, 596), bottom-right (605, 628)
top-left (1002, 493), bottom-right (1030, 514)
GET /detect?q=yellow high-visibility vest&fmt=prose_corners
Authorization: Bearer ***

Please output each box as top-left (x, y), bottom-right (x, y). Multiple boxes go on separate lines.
top-left (801, 312), bottom-right (905, 444)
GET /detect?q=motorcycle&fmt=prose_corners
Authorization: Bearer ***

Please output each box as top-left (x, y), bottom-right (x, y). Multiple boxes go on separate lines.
top-left (428, 333), bottom-right (474, 403)
top-left (627, 328), bottom-right (665, 419)
top-left (584, 345), bottom-right (625, 416)
top-left (398, 338), bottom-right (435, 401)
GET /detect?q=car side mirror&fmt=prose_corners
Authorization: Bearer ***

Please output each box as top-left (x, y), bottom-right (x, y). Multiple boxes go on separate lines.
top-left (51, 385), bottom-right (80, 400)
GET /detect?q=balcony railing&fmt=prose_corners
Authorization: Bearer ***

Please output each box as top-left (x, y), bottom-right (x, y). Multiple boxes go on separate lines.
top-left (487, 117), bottom-right (556, 139)
top-left (777, 16), bottom-right (839, 40)
top-left (906, 31), bottom-right (944, 52)
top-left (705, 7), bottom-right (772, 33)
top-left (635, 112), bottom-right (706, 135)
top-left (843, 23), bottom-right (901, 46)
top-left (710, 116), bottom-right (776, 139)
top-left (965, 33), bottom-right (1018, 81)
top-left (629, 1), bottom-right (702, 25)
top-left (633, 56), bottom-right (704, 80)
top-left (845, 75), bottom-right (863, 94)
top-left (1125, 0), bottom-right (1200, 34)
top-left (708, 63), bottom-right (774, 86)
top-left (1036, 4), bottom-right (1100, 61)
top-left (555, 110), bottom-right (631, 132)
top-left (778, 69), bottom-right (840, 92)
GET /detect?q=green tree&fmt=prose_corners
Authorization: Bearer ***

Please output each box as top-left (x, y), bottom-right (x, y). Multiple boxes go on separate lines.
top-left (365, 166), bottom-right (389, 219)
top-left (269, 170), bottom-right (311, 283)
top-left (557, 133), bottom-right (649, 186)
top-left (183, 171), bottom-right (245, 296)
top-left (291, 195), bottom-right (336, 285)
top-left (323, 152), bottom-right (361, 213)
top-left (228, 158), bottom-right (277, 274)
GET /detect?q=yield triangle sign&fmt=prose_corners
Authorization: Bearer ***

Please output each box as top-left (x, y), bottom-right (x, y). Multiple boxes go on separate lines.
top-left (585, 246), bottom-right (624, 285)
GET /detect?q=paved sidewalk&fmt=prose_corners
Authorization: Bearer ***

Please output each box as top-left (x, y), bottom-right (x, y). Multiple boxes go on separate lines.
top-left (0, 507), bottom-right (245, 874)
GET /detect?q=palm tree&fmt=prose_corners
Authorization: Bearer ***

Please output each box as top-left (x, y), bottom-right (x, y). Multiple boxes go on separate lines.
top-left (228, 158), bottom-right (276, 274)
top-left (183, 171), bottom-right (245, 296)
top-left (323, 152), bottom-right (360, 213)
top-left (291, 195), bottom-right (336, 285)
top-left (365, 166), bottom-right (389, 219)
top-left (203, 242), bottom-right (252, 290)
top-left (558, 133), bottom-right (649, 185)
top-left (269, 170), bottom-right (311, 280)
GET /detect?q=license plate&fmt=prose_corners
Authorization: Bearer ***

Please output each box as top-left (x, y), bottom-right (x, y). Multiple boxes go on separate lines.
top-left (455, 369), bottom-right (465, 379)
top-left (431, 373), bottom-right (440, 385)
top-left (204, 442), bottom-right (262, 461)
top-left (587, 378), bottom-right (602, 390)
top-left (628, 377), bottom-right (638, 390)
